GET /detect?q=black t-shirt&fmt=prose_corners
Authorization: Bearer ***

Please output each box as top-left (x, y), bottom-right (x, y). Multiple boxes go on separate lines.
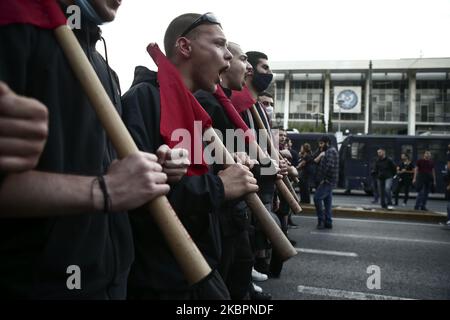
top-left (398, 162), bottom-right (415, 182)
top-left (299, 154), bottom-right (314, 179)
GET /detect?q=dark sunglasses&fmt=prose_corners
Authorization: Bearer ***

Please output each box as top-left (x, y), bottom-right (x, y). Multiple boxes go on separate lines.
top-left (180, 12), bottom-right (222, 38)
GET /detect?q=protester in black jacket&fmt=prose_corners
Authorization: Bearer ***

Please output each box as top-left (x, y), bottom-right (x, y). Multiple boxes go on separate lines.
top-left (195, 42), bottom-right (273, 300)
top-left (239, 51), bottom-right (289, 281)
top-left (121, 13), bottom-right (258, 300)
top-left (374, 149), bottom-right (397, 209)
top-left (0, 1), bottom-right (170, 299)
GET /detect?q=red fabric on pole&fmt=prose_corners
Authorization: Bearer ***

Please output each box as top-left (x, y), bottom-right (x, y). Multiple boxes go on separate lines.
top-left (0, 0), bottom-right (66, 29)
top-left (213, 86), bottom-right (255, 143)
top-left (230, 86), bottom-right (256, 114)
top-left (147, 43), bottom-right (212, 176)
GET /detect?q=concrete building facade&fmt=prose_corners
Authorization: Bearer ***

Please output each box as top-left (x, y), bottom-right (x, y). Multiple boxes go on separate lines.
top-left (271, 58), bottom-right (450, 135)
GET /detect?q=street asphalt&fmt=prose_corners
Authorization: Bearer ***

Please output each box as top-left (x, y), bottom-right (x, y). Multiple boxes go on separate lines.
top-left (257, 215), bottom-right (450, 300)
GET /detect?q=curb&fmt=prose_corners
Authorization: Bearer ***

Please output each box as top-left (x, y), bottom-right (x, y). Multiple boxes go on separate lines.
top-left (298, 204), bottom-right (447, 223)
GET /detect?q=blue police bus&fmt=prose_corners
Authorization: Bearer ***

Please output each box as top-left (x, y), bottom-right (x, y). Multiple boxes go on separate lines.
top-left (339, 134), bottom-right (450, 194)
top-left (286, 132), bottom-right (338, 154)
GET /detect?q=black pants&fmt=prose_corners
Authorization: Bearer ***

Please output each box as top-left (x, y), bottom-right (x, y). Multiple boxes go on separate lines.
top-left (127, 269), bottom-right (230, 300)
top-left (219, 230), bottom-right (254, 300)
top-left (394, 179), bottom-right (412, 205)
top-left (269, 208), bottom-right (287, 277)
top-left (299, 177), bottom-right (311, 204)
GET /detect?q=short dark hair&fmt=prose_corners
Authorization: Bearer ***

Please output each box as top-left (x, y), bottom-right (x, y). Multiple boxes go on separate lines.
top-left (246, 51), bottom-right (268, 70)
top-left (164, 13), bottom-right (201, 59)
top-left (258, 91), bottom-right (273, 99)
top-left (319, 135), bottom-right (331, 144)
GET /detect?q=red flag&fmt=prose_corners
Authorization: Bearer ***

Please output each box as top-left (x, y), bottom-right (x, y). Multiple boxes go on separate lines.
top-left (147, 43), bottom-right (212, 176)
top-left (0, 0), bottom-right (66, 29)
top-left (213, 86), bottom-right (255, 143)
top-left (230, 86), bottom-right (256, 114)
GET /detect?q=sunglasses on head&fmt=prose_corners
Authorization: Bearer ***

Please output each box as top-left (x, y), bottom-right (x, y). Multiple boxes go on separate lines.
top-left (180, 12), bottom-right (222, 38)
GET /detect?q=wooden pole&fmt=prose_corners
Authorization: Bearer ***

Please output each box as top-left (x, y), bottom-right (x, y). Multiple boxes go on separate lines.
top-left (206, 128), bottom-right (297, 261)
top-left (249, 106), bottom-right (302, 214)
top-left (54, 25), bottom-right (211, 285)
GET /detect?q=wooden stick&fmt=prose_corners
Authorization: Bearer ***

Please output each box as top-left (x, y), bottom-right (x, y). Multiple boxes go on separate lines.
top-left (283, 175), bottom-right (300, 204)
top-left (206, 128), bottom-right (297, 261)
top-left (54, 25), bottom-right (211, 285)
top-left (248, 140), bottom-right (302, 215)
top-left (249, 106), bottom-right (302, 214)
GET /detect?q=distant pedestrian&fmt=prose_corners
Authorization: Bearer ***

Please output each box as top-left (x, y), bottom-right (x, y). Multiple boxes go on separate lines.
top-left (394, 153), bottom-right (415, 206)
top-left (313, 136), bottom-right (339, 229)
top-left (374, 149), bottom-right (397, 209)
top-left (413, 151), bottom-right (436, 211)
top-left (298, 143), bottom-right (313, 204)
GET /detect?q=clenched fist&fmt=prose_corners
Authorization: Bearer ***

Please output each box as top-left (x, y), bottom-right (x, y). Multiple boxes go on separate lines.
top-left (0, 82), bottom-right (48, 173)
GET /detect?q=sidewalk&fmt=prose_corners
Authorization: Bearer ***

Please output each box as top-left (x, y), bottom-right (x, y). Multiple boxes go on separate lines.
top-left (298, 204), bottom-right (447, 224)
top-left (333, 188), bottom-right (446, 200)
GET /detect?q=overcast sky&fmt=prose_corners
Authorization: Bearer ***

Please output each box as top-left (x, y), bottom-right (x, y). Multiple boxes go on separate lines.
top-left (100, 0), bottom-right (450, 91)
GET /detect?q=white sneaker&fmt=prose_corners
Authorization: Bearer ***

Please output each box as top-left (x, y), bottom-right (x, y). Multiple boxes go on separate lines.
top-left (252, 283), bottom-right (263, 293)
top-left (387, 205), bottom-right (394, 210)
top-left (401, 203), bottom-right (407, 207)
top-left (252, 268), bottom-right (268, 281)
top-left (446, 220), bottom-right (450, 226)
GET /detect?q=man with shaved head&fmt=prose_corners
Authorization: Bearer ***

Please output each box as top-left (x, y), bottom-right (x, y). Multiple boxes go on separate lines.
top-left (195, 42), bottom-right (256, 300)
top-left (122, 13), bottom-right (259, 299)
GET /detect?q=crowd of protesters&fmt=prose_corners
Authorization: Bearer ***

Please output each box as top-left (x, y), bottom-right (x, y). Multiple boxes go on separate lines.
top-left (0, 1), bottom-right (448, 301)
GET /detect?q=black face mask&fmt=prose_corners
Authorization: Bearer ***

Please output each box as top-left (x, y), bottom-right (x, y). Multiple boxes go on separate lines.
top-left (252, 72), bottom-right (273, 93)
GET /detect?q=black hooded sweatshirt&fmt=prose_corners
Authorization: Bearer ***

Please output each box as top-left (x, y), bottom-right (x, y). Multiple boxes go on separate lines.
top-left (121, 66), bottom-right (225, 294)
top-left (0, 20), bottom-right (133, 298)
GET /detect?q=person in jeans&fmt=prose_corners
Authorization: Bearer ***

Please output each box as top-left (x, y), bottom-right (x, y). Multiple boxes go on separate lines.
top-left (413, 151), bottom-right (436, 211)
top-left (313, 136), bottom-right (339, 229)
top-left (394, 153), bottom-right (415, 206)
top-left (374, 149), bottom-right (397, 209)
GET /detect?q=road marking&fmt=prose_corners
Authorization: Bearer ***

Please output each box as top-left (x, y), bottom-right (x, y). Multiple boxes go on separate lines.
top-left (310, 231), bottom-right (450, 246)
top-left (295, 248), bottom-right (358, 257)
top-left (294, 215), bottom-right (442, 228)
top-left (297, 285), bottom-right (414, 300)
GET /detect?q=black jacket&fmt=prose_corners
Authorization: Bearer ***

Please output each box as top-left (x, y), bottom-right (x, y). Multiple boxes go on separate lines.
top-left (375, 157), bottom-right (397, 180)
top-left (0, 21), bottom-right (133, 298)
top-left (121, 66), bottom-right (225, 292)
top-left (195, 89), bottom-right (250, 237)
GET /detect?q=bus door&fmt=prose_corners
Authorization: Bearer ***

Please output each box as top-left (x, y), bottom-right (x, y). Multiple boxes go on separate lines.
top-left (344, 140), bottom-right (369, 190)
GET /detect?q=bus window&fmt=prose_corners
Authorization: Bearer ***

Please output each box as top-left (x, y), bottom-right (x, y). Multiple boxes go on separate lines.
top-left (351, 142), bottom-right (365, 160)
top-left (417, 141), bottom-right (445, 162)
top-left (401, 144), bottom-right (413, 158)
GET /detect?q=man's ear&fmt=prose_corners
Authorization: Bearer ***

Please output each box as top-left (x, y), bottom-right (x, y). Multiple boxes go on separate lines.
top-left (175, 37), bottom-right (192, 58)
